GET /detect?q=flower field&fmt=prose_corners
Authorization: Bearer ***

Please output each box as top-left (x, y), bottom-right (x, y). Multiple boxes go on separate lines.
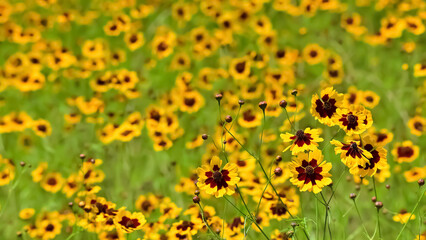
top-left (0, 0), bottom-right (425, 239)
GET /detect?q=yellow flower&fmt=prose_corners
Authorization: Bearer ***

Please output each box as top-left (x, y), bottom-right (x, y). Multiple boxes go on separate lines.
top-left (392, 210), bottom-right (415, 224)
top-left (289, 149), bottom-right (332, 194)
top-left (19, 208), bottom-right (35, 220)
top-left (281, 128), bottom-right (323, 155)
top-left (41, 172), bottom-right (64, 193)
top-left (310, 87), bottom-right (344, 126)
top-left (114, 209), bottom-right (146, 233)
top-left (303, 43), bottom-right (325, 65)
top-left (336, 104), bottom-right (372, 135)
top-left (407, 116), bottom-right (425, 136)
top-left (403, 167), bottom-right (426, 182)
top-left (196, 156), bottom-right (240, 198)
top-left (391, 141), bottom-right (419, 163)
top-left (330, 139), bottom-right (373, 170)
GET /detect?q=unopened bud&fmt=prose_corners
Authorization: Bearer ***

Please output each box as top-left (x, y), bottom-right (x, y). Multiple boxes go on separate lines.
top-left (274, 167), bottom-right (283, 177)
top-left (202, 134), bottom-right (208, 140)
top-left (275, 155), bottom-right (282, 163)
top-left (258, 101), bottom-right (267, 110)
top-left (215, 93), bottom-right (223, 102)
top-left (279, 100), bottom-right (287, 108)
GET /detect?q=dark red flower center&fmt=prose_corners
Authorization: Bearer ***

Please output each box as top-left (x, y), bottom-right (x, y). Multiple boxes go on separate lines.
top-left (315, 94), bottom-right (337, 118)
top-left (119, 216), bottom-right (141, 229)
top-left (270, 202), bottom-right (287, 216)
top-left (397, 146), bottom-right (414, 158)
top-left (204, 164), bottom-right (231, 190)
top-left (341, 142), bottom-right (363, 159)
top-left (290, 130), bottom-right (313, 147)
top-left (358, 144), bottom-right (380, 170)
top-left (339, 112), bottom-right (358, 130)
top-left (295, 159), bottom-right (323, 186)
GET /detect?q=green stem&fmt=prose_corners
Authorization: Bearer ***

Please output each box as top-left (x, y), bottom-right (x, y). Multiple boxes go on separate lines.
top-left (395, 187), bottom-right (425, 240)
top-left (352, 199), bottom-right (370, 238)
top-left (283, 107), bottom-right (295, 132)
top-left (198, 203), bottom-right (222, 240)
top-left (372, 177), bottom-right (381, 240)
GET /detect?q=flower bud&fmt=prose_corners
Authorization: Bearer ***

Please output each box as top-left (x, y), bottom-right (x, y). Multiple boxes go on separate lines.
top-left (418, 179), bottom-right (425, 186)
top-left (202, 134), bottom-right (208, 140)
top-left (349, 193), bottom-right (356, 199)
top-left (291, 89), bottom-right (298, 96)
top-left (274, 167), bottom-right (283, 177)
top-left (238, 100), bottom-right (245, 105)
top-left (375, 201), bottom-right (383, 209)
top-left (215, 93), bottom-right (223, 102)
top-left (258, 101), bottom-right (267, 110)
top-left (275, 155), bottom-right (282, 163)
top-left (193, 195), bottom-right (200, 204)
top-left (279, 100), bottom-right (287, 108)
top-left (225, 115), bottom-right (232, 123)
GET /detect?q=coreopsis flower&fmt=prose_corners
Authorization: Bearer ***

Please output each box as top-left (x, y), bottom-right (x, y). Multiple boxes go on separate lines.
top-left (271, 229), bottom-right (292, 240)
top-left (403, 167), bottom-right (426, 182)
top-left (41, 172), bottom-right (64, 193)
top-left (352, 135), bottom-right (388, 177)
top-left (392, 210), bottom-right (415, 224)
top-left (32, 119), bottom-right (52, 137)
top-left (38, 219), bottom-right (62, 240)
top-left (311, 87), bottom-right (344, 126)
top-left (392, 141), bottom-right (419, 163)
top-left (330, 139), bottom-right (372, 169)
top-left (0, 157), bottom-right (15, 186)
top-left (289, 149), bottom-right (332, 194)
top-left (407, 116), bottom-right (425, 136)
top-left (374, 163), bottom-right (391, 183)
top-left (303, 43), bottom-right (325, 65)
top-left (19, 208), bottom-right (35, 220)
top-left (114, 209), bottom-right (146, 233)
top-left (169, 219), bottom-right (203, 240)
top-left (336, 105), bottom-right (372, 135)
top-left (361, 90), bottom-right (380, 109)
top-left (281, 128), bottom-right (323, 155)
top-left (196, 156), bottom-right (240, 198)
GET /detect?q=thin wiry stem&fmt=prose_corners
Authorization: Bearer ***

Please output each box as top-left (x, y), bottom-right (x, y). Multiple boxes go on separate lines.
top-left (372, 177), bottom-right (382, 240)
top-left (352, 199), bottom-right (370, 238)
top-left (283, 107), bottom-right (295, 132)
top-left (235, 185), bottom-right (270, 240)
top-left (320, 192), bottom-right (329, 240)
top-left (197, 203), bottom-right (222, 240)
top-left (396, 187), bottom-right (425, 240)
